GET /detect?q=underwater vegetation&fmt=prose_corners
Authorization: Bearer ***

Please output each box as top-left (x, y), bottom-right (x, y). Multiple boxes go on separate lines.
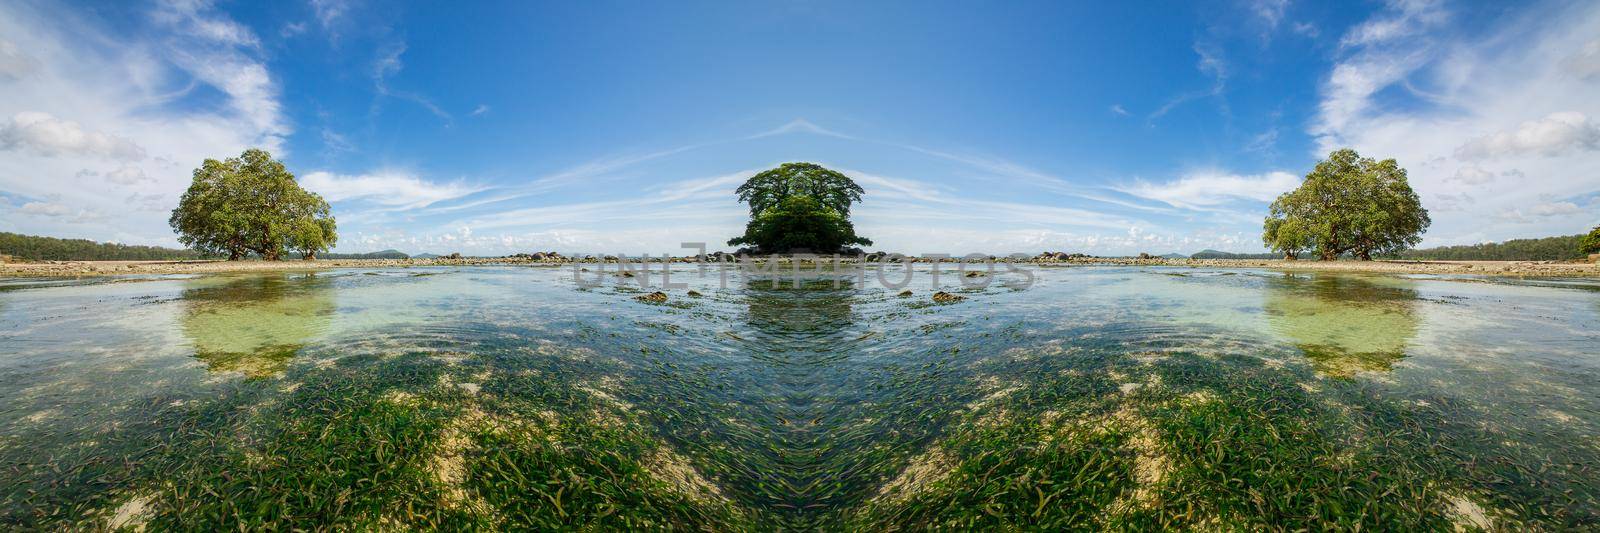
top-left (0, 266), bottom-right (1596, 530)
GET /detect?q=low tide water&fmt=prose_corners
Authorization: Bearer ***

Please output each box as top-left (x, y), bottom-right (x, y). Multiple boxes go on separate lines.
top-left (1, 265), bottom-right (1597, 529)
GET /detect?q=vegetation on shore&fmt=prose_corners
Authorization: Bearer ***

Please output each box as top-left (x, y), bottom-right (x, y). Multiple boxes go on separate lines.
top-left (1583, 225), bottom-right (1600, 256)
top-left (1263, 149), bottom-right (1430, 260)
top-left (1393, 233), bottom-right (1591, 261)
top-left (729, 163), bottom-right (872, 254)
top-left (0, 232), bottom-right (202, 262)
top-left (170, 149), bottom-right (337, 261)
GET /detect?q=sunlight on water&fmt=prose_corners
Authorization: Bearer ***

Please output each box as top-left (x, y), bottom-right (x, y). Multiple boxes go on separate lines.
top-left (1, 265), bottom-right (1597, 529)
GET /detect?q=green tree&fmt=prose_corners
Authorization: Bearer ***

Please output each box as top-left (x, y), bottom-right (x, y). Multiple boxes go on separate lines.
top-left (169, 149), bottom-right (335, 260)
top-left (728, 163), bottom-right (871, 254)
top-left (735, 162), bottom-right (865, 217)
top-left (1581, 225), bottom-right (1600, 256)
top-left (1263, 149), bottom-right (1430, 260)
top-left (728, 195), bottom-right (872, 253)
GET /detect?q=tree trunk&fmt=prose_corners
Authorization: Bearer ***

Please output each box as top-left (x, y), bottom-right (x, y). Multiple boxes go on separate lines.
top-left (1357, 249), bottom-right (1372, 261)
top-left (1319, 250), bottom-right (1337, 261)
top-left (305, 251), bottom-right (316, 261)
top-left (228, 249), bottom-right (242, 261)
top-left (1284, 252), bottom-right (1298, 260)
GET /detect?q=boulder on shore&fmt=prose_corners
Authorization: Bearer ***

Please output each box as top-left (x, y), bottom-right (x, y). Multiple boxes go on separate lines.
top-left (635, 291), bottom-right (668, 303)
top-left (931, 291), bottom-right (965, 303)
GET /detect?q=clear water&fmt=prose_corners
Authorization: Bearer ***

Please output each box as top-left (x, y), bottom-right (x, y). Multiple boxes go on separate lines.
top-left (2, 265), bottom-right (1597, 528)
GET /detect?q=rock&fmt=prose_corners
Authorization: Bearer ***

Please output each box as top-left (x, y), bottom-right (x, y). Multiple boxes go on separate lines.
top-left (897, 289), bottom-right (913, 297)
top-left (686, 290), bottom-right (703, 297)
top-left (931, 291), bottom-right (965, 303)
top-left (963, 270), bottom-right (987, 277)
top-left (1137, 252), bottom-right (1155, 260)
top-left (635, 291), bottom-right (668, 303)
top-left (445, 252), bottom-right (462, 260)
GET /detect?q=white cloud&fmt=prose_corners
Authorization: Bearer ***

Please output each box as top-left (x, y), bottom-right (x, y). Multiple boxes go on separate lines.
top-left (1109, 104), bottom-right (1128, 116)
top-left (104, 164), bottom-right (152, 185)
top-left (1116, 171), bottom-right (1299, 210)
top-left (311, 0), bottom-right (350, 29)
top-left (0, 112), bottom-right (146, 160)
top-left (20, 200), bottom-right (105, 223)
top-left (0, 1), bottom-right (286, 245)
top-left (471, 104), bottom-right (490, 116)
top-left (1448, 165), bottom-right (1495, 185)
top-left (1454, 111), bottom-right (1600, 160)
top-left (20, 201), bottom-right (71, 217)
top-left (1251, 0), bottom-right (1289, 29)
top-left (1339, 0), bottom-right (1448, 49)
top-left (1310, 1), bottom-right (1600, 245)
top-left (300, 171), bottom-right (483, 210)
top-left (1498, 201), bottom-right (1585, 222)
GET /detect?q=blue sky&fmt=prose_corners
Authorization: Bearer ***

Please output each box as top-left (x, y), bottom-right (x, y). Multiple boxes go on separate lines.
top-left (2, 0), bottom-right (1599, 255)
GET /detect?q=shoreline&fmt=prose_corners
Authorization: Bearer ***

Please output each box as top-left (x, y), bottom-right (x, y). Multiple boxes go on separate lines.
top-left (3, 255), bottom-right (1597, 278)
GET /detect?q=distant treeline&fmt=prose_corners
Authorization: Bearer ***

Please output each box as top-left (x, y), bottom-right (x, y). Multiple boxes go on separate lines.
top-left (0, 232), bottom-right (203, 261)
top-left (1391, 234), bottom-right (1587, 261)
top-left (1190, 249), bottom-right (1279, 260)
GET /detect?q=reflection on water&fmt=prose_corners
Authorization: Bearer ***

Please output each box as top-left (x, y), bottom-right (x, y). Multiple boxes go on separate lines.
top-left (180, 274), bottom-right (335, 378)
top-left (1263, 273), bottom-right (1420, 378)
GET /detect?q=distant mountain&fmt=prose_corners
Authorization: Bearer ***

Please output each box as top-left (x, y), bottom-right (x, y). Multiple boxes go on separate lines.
top-left (1159, 253), bottom-right (1187, 259)
top-left (1191, 249), bottom-right (1279, 260)
top-left (411, 253), bottom-right (440, 259)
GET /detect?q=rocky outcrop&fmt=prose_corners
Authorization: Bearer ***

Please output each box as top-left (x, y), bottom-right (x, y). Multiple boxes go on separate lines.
top-left (931, 291), bottom-right (965, 303)
top-left (508, 251), bottom-right (567, 262)
top-left (635, 291), bottom-right (668, 303)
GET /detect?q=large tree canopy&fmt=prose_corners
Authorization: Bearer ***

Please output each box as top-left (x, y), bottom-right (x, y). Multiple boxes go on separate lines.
top-left (1263, 149), bottom-right (1430, 260)
top-left (729, 163), bottom-right (871, 254)
top-left (728, 195), bottom-right (872, 254)
top-left (735, 162), bottom-right (865, 217)
top-left (170, 149), bottom-right (336, 260)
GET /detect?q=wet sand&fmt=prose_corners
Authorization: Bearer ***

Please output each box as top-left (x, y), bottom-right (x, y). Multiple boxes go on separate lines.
top-left (3, 256), bottom-right (1596, 278)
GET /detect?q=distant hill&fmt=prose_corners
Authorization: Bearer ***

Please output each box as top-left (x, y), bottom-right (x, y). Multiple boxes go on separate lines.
top-left (1191, 249), bottom-right (1279, 260)
top-left (320, 249), bottom-right (409, 260)
top-left (411, 253), bottom-right (441, 259)
top-left (1159, 253), bottom-right (1187, 259)
top-left (1393, 234), bottom-right (1587, 261)
top-left (0, 232), bottom-right (202, 261)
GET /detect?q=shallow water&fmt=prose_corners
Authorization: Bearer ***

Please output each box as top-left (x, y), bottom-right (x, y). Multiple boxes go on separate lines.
top-left (2, 265), bottom-right (1597, 529)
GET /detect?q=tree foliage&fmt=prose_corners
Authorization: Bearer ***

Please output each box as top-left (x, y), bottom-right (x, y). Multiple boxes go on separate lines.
top-left (735, 162), bottom-right (865, 217)
top-left (0, 232), bottom-right (202, 261)
top-left (169, 149), bottom-right (336, 260)
top-left (728, 195), bottom-right (872, 253)
top-left (1263, 149), bottom-right (1430, 260)
top-left (1580, 226), bottom-right (1600, 256)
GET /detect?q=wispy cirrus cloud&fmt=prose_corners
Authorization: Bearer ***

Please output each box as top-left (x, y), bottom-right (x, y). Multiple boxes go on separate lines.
top-left (300, 170), bottom-right (484, 211)
top-left (1115, 171), bottom-right (1299, 211)
top-left (0, 0), bottom-right (288, 245)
